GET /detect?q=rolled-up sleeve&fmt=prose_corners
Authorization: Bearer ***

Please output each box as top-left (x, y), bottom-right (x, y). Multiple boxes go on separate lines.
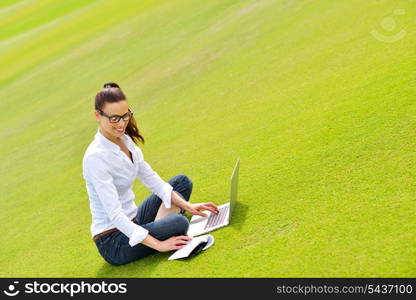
top-left (84, 154), bottom-right (149, 247)
top-left (135, 146), bottom-right (173, 209)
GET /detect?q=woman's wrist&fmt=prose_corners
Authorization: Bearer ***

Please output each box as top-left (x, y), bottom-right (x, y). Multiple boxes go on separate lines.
top-left (171, 191), bottom-right (191, 212)
top-left (141, 233), bottom-right (162, 251)
top-left (181, 201), bottom-right (192, 212)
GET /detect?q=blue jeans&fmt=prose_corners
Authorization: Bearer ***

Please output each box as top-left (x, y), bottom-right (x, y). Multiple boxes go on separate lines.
top-left (95, 174), bottom-right (192, 266)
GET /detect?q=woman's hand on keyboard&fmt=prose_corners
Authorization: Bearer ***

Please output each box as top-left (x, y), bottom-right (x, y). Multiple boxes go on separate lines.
top-left (186, 202), bottom-right (219, 217)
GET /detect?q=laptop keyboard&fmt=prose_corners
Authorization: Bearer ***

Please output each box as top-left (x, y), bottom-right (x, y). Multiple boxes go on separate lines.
top-left (204, 205), bottom-right (229, 229)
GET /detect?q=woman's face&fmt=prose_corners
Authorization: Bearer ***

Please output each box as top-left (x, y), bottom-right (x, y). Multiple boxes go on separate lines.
top-left (94, 100), bottom-right (130, 141)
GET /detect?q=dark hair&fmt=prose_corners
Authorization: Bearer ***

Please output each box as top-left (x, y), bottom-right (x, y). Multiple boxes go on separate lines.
top-left (95, 82), bottom-right (145, 145)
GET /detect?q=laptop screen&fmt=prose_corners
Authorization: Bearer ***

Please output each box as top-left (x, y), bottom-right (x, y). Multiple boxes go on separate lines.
top-left (229, 158), bottom-right (240, 221)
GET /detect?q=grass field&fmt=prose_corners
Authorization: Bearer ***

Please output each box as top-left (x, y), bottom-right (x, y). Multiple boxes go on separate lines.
top-left (0, 0), bottom-right (415, 277)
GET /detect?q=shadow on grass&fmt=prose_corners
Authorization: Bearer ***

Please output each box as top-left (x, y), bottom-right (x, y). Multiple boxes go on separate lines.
top-left (229, 201), bottom-right (249, 231)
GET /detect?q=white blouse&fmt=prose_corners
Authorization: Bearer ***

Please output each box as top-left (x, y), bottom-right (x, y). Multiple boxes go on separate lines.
top-left (82, 128), bottom-right (173, 247)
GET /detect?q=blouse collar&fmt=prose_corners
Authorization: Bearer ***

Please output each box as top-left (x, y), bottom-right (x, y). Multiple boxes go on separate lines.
top-left (95, 128), bottom-right (133, 153)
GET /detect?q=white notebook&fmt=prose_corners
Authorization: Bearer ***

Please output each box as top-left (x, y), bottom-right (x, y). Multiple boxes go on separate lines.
top-left (168, 234), bottom-right (214, 260)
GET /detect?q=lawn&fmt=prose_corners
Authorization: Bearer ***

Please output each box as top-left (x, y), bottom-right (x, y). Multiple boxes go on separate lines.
top-left (0, 0), bottom-right (415, 277)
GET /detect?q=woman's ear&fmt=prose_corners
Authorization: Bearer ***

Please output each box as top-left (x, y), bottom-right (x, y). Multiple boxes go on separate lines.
top-left (94, 110), bottom-right (100, 122)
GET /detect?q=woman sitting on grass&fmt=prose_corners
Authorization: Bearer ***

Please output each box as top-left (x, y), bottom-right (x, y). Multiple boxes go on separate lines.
top-left (82, 82), bottom-right (219, 266)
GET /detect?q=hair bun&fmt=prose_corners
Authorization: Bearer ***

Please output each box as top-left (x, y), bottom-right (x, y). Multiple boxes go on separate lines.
top-left (103, 82), bottom-right (120, 89)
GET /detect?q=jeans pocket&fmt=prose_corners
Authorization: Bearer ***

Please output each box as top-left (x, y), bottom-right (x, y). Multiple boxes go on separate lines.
top-left (96, 234), bottom-right (114, 260)
top-left (96, 241), bottom-right (107, 258)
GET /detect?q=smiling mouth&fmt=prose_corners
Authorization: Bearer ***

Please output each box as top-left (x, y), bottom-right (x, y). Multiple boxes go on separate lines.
top-left (114, 128), bottom-right (125, 133)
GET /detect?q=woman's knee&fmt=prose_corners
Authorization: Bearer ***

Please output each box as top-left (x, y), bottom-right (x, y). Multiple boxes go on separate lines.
top-left (172, 174), bottom-right (193, 191)
top-left (170, 213), bottom-right (190, 235)
top-left (181, 174), bottom-right (193, 190)
top-left (171, 175), bottom-right (193, 203)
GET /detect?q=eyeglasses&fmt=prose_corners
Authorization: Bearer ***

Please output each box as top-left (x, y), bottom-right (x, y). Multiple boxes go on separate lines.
top-left (98, 108), bottom-right (133, 123)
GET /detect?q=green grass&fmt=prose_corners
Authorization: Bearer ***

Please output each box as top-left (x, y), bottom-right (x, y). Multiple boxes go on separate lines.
top-left (0, 0), bottom-right (415, 277)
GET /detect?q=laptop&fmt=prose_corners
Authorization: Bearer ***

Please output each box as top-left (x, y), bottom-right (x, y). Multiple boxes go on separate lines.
top-left (186, 158), bottom-right (240, 237)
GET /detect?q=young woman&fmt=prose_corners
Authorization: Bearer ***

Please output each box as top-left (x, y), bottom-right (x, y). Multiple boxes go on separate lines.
top-left (82, 82), bottom-right (219, 266)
